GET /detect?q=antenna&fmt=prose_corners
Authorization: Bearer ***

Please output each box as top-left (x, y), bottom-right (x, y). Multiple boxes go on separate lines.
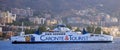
top-left (20, 22), bottom-right (25, 36)
top-left (22, 22), bottom-right (24, 32)
top-left (100, 21), bottom-right (103, 35)
top-left (58, 19), bottom-right (63, 24)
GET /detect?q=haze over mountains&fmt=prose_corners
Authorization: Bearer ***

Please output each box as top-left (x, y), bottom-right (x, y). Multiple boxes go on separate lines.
top-left (0, 0), bottom-right (120, 18)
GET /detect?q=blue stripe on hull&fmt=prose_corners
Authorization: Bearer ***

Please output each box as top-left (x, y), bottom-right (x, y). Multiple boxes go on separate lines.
top-left (12, 41), bottom-right (112, 44)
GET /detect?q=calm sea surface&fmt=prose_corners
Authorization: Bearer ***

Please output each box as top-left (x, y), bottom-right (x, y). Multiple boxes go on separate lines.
top-left (0, 38), bottom-right (120, 50)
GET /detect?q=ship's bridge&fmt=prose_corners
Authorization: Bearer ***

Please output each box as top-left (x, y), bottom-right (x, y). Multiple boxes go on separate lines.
top-left (41, 24), bottom-right (74, 35)
top-left (53, 24), bottom-right (72, 32)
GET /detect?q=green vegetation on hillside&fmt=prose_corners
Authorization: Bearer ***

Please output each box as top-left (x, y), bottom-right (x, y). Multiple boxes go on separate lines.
top-left (86, 26), bottom-right (110, 35)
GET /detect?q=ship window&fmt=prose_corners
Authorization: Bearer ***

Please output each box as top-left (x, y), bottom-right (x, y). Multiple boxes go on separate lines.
top-left (90, 34), bottom-right (94, 36)
top-left (45, 33), bottom-right (50, 35)
top-left (52, 32), bottom-right (65, 35)
top-left (44, 32), bottom-right (52, 35)
top-left (95, 35), bottom-right (99, 36)
top-left (100, 35), bottom-right (104, 37)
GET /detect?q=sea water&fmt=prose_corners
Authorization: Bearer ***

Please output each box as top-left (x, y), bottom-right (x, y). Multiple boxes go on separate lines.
top-left (0, 38), bottom-right (120, 50)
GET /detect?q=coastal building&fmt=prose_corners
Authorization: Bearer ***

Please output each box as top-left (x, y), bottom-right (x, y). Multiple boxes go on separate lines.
top-left (46, 19), bottom-right (58, 26)
top-left (0, 27), bottom-right (2, 37)
top-left (6, 31), bottom-right (15, 38)
top-left (67, 17), bottom-right (81, 24)
top-left (0, 27), bottom-right (2, 32)
top-left (67, 17), bottom-right (91, 27)
top-left (102, 27), bottom-right (120, 37)
top-left (0, 10), bottom-right (1, 17)
top-left (0, 32), bottom-right (2, 37)
top-left (1, 26), bottom-right (15, 38)
top-left (44, 14), bottom-right (51, 18)
top-left (29, 17), bottom-right (46, 25)
top-left (11, 8), bottom-right (33, 17)
top-left (0, 11), bottom-right (16, 23)
top-left (71, 27), bottom-right (78, 31)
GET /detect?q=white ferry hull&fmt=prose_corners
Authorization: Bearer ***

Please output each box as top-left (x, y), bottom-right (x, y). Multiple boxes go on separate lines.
top-left (11, 34), bottom-right (113, 44)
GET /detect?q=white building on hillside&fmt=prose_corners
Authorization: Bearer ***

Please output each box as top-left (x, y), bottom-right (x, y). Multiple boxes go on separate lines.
top-left (29, 17), bottom-right (46, 24)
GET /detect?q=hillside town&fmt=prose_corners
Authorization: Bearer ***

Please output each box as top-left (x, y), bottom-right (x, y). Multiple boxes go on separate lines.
top-left (0, 8), bottom-right (120, 40)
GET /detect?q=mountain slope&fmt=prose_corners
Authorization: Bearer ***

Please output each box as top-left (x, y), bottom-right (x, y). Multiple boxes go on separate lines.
top-left (0, 0), bottom-right (120, 15)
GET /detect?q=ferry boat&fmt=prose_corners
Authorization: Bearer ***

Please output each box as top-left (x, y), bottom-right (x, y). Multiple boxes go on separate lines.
top-left (11, 24), bottom-right (113, 43)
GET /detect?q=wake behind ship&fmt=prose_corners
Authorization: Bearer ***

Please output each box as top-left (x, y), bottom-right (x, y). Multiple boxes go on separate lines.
top-left (11, 24), bottom-right (113, 43)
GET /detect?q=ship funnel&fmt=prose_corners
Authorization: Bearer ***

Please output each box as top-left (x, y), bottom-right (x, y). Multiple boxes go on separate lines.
top-left (35, 29), bottom-right (40, 35)
top-left (82, 28), bottom-right (88, 34)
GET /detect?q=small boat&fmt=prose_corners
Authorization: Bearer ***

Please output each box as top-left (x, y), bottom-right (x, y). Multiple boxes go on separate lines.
top-left (11, 24), bottom-right (113, 43)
